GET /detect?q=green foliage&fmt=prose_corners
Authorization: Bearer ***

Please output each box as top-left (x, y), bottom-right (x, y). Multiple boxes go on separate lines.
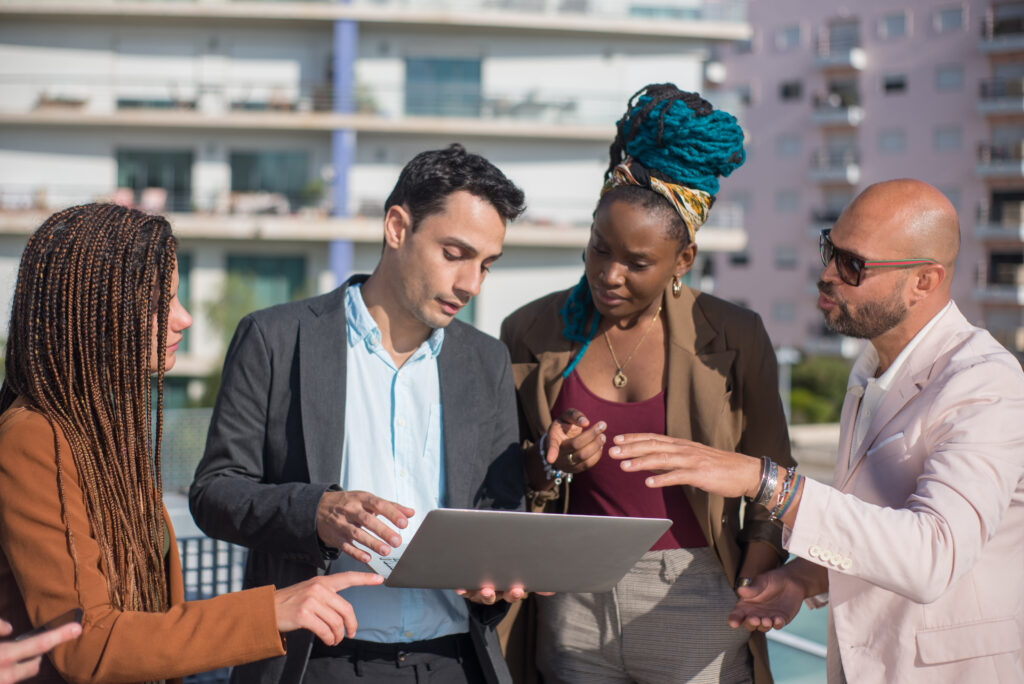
top-left (789, 355), bottom-right (852, 424)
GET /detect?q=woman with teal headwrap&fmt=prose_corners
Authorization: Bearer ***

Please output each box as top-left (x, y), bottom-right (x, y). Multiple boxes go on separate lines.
top-left (500, 84), bottom-right (794, 683)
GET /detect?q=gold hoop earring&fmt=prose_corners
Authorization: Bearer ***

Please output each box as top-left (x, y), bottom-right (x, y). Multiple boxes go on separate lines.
top-left (671, 275), bottom-right (683, 298)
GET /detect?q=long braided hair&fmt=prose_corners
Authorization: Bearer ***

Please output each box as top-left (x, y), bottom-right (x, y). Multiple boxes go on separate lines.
top-left (559, 83), bottom-right (746, 377)
top-left (0, 203), bottom-right (174, 613)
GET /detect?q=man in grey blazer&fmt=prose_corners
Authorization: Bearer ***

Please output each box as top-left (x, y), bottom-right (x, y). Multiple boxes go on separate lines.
top-left (190, 144), bottom-right (527, 684)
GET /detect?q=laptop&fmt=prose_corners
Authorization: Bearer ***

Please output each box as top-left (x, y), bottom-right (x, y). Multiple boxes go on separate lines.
top-left (371, 508), bottom-right (671, 593)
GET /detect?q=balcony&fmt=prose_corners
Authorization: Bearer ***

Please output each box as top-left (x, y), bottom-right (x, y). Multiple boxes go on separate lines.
top-left (0, 76), bottom-right (617, 140)
top-left (810, 150), bottom-right (860, 185)
top-left (977, 141), bottom-right (1024, 177)
top-left (980, 10), bottom-right (1024, 54)
top-left (974, 261), bottom-right (1024, 304)
top-left (810, 95), bottom-right (863, 127)
top-left (812, 37), bottom-right (866, 71)
top-left (991, 326), bottom-right (1024, 353)
top-left (975, 202), bottom-right (1024, 242)
top-left (978, 78), bottom-right (1024, 115)
top-left (0, 0), bottom-right (751, 40)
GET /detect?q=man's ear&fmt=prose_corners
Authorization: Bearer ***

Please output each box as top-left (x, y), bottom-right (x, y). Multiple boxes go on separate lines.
top-left (910, 263), bottom-right (946, 302)
top-left (383, 205), bottom-right (412, 249)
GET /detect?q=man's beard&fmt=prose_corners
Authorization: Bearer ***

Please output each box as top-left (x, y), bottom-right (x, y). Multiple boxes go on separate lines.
top-left (818, 281), bottom-right (907, 339)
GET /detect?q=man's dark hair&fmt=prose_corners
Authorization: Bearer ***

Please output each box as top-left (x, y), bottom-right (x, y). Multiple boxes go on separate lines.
top-left (384, 143), bottom-right (526, 229)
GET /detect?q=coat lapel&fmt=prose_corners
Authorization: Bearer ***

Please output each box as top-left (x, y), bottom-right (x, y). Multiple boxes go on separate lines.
top-left (833, 387), bottom-right (863, 489)
top-left (299, 284), bottom-right (351, 484)
top-left (839, 303), bottom-right (969, 489)
top-left (438, 323), bottom-right (481, 508)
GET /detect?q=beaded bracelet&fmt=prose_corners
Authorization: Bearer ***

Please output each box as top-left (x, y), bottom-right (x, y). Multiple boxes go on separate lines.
top-left (770, 467), bottom-right (798, 521)
top-left (538, 434), bottom-right (570, 485)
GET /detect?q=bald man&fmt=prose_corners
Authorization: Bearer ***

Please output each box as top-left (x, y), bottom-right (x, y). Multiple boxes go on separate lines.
top-left (606, 179), bottom-right (1024, 682)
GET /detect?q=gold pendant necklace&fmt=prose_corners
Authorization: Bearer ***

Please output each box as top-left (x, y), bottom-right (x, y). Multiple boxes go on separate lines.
top-left (603, 305), bottom-right (662, 388)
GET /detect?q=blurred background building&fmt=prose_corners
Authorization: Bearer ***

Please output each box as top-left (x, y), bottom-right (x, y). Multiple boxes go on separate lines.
top-left (707, 0), bottom-right (1024, 371)
top-left (0, 0), bottom-right (750, 409)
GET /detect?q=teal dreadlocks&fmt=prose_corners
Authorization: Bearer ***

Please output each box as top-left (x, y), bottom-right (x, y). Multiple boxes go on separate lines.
top-left (559, 83), bottom-right (746, 378)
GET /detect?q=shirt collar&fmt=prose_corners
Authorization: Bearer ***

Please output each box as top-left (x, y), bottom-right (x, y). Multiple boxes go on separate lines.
top-left (345, 283), bottom-right (445, 358)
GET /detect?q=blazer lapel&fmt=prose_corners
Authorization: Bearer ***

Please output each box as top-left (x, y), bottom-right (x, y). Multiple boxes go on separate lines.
top-left (438, 324), bottom-right (481, 508)
top-left (664, 286), bottom-right (735, 542)
top-left (299, 285), bottom-right (350, 484)
top-left (833, 387), bottom-right (863, 489)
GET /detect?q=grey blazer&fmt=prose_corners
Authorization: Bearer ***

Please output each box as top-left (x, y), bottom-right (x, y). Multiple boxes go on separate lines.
top-left (189, 275), bottom-right (523, 684)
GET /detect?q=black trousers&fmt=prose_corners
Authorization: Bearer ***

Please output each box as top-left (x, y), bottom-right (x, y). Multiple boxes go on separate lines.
top-left (305, 633), bottom-right (486, 683)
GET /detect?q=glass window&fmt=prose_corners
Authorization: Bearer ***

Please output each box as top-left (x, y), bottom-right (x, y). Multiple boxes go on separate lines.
top-left (883, 73), bottom-right (908, 94)
top-left (878, 11), bottom-right (908, 39)
top-left (933, 125), bottom-right (962, 151)
top-left (176, 252), bottom-right (192, 353)
top-left (935, 6), bottom-right (964, 33)
top-left (230, 150), bottom-right (311, 210)
top-left (827, 19), bottom-right (861, 51)
top-left (405, 57), bottom-right (482, 117)
top-left (779, 80), bottom-right (803, 101)
top-left (879, 129), bottom-right (907, 153)
top-left (116, 149), bottom-right (193, 213)
top-left (729, 252), bottom-right (750, 267)
top-left (774, 245), bottom-right (799, 270)
top-left (225, 255), bottom-right (307, 313)
top-left (935, 64), bottom-right (964, 90)
top-left (775, 24), bottom-right (802, 50)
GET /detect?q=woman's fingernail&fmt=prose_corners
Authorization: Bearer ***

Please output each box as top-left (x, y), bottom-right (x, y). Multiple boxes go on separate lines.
top-left (597, 422), bottom-right (606, 431)
top-left (621, 459), bottom-right (631, 469)
top-left (600, 434), bottom-right (607, 443)
top-left (609, 446), bottom-right (620, 455)
top-left (613, 435), bottom-right (624, 443)
top-left (646, 477), bottom-right (655, 486)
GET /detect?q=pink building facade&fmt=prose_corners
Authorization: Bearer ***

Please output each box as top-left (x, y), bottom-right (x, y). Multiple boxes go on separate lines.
top-left (709, 0), bottom-right (1024, 362)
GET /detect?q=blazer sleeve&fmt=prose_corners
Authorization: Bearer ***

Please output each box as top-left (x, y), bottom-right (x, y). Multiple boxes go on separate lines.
top-left (189, 315), bottom-right (330, 566)
top-left (0, 414), bottom-right (284, 684)
top-left (786, 356), bottom-right (1024, 603)
top-left (737, 314), bottom-right (795, 558)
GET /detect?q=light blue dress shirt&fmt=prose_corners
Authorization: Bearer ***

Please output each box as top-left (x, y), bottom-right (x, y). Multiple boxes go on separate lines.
top-left (329, 283), bottom-right (470, 642)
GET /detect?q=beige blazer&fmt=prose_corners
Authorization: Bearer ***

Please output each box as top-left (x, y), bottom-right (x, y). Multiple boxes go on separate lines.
top-left (787, 303), bottom-right (1024, 682)
top-left (0, 404), bottom-right (285, 684)
top-left (500, 283), bottom-right (795, 684)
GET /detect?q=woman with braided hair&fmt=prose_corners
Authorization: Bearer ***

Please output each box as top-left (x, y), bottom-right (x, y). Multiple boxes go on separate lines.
top-left (500, 84), bottom-right (795, 682)
top-left (0, 204), bottom-right (382, 683)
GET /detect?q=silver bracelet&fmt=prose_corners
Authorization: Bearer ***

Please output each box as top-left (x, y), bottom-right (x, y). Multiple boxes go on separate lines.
top-left (754, 459), bottom-right (779, 508)
top-left (770, 466), bottom-right (797, 521)
top-left (751, 456), bottom-right (771, 502)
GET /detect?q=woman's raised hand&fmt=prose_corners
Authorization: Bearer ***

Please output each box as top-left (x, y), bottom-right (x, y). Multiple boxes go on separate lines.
top-left (545, 408), bottom-right (607, 474)
top-left (0, 617), bottom-right (81, 684)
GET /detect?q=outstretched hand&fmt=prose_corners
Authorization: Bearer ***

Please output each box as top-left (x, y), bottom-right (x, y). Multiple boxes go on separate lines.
top-left (274, 571), bottom-right (384, 646)
top-left (316, 489), bottom-right (415, 563)
top-left (608, 433), bottom-right (761, 499)
top-left (728, 567), bottom-right (807, 632)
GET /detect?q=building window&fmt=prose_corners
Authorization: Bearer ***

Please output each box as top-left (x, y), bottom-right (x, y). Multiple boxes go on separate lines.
top-left (772, 300), bottom-right (797, 323)
top-left (115, 149), bottom-right (193, 213)
top-left (935, 64), bottom-right (964, 91)
top-left (878, 11), bottom-right (908, 39)
top-left (405, 57), bottom-right (482, 117)
top-left (933, 125), bottom-right (962, 151)
top-left (729, 252), bottom-right (750, 267)
top-left (774, 24), bottom-right (801, 51)
top-left (879, 129), bottom-right (907, 153)
top-left (230, 150), bottom-right (311, 210)
top-left (225, 255), bottom-right (307, 313)
top-left (735, 37), bottom-right (754, 54)
top-left (736, 83), bottom-right (752, 106)
top-left (779, 80), bottom-right (803, 101)
top-left (774, 245), bottom-right (799, 270)
top-left (775, 190), bottom-right (800, 212)
top-left (883, 73), bottom-right (908, 94)
top-left (934, 6), bottom-right (964, 33)
top-left (775, 134), bottom-right (802, 158)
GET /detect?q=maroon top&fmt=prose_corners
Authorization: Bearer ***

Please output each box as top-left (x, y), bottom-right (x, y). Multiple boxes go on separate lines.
top-left (552, 370), bottom-right (707, 550)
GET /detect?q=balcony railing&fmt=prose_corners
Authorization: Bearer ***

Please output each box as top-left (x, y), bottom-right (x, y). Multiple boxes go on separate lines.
top-left (813, 35), bottom-right (866, 70)
top-left (977, 141), bottom-right (1024, 177)
top-left (0, 75), bottom-right (626, 127)
top-left (810, 149), bottom-right (860, 184)
top-left (978, 78), bottom-right (1024, 114)
top-left (0, 0), bottom-right (750, 25)
top-left (810, 94), bottom-right (863, 126)
top-left (976, 201), bottom-right (1024, 239)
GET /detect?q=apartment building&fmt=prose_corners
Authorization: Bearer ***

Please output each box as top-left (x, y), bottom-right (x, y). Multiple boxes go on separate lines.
top-left (0, 0), bottom-right (750, 404)
top-left (709, 0), bottom-right (1024, 363)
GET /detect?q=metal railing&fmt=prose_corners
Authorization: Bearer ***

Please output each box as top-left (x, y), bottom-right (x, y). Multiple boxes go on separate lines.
top-left (977, 141), bottom-right (1024, 163)
top-left (981, 10), bottom-right (1024, 40)
top-left (979, 78), bottom-right (1024, 99)
top-left (810, 149), bottom-right (859, 170)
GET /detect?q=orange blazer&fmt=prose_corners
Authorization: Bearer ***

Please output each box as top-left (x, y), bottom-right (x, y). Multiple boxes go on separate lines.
top-left (0, 403), bottom-right (285, 683)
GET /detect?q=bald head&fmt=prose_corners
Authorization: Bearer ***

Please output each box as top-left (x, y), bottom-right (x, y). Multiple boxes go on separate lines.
top-left (845, 179), bottom-right (960, 273)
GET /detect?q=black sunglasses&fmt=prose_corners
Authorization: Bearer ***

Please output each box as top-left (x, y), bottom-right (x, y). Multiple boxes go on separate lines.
top-left (819, 228), bottom-right (938, 287)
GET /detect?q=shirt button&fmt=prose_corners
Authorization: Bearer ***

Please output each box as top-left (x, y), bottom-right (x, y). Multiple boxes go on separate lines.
top-left (400, 469), bottom-right (408, 478)
top-left (404, 631), bottom-right (413, 638)
top-left (398, 418), bottom-right (406, 427)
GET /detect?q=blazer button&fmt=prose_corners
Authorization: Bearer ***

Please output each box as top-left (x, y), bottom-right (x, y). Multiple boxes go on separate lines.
top-left (841, 558), bottom-right (853, 570)
top-left (809, 544), bottom-right (821, 559)
top-left (819, 549), bottom-right (833, 562)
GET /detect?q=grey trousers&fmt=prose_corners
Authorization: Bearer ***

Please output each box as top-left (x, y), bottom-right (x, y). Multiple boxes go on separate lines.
top-left (536, 547), bottom-right (753, 684)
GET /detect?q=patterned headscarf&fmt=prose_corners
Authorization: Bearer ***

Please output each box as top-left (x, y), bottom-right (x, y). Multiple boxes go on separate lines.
top-left (601, 155), bottom-right (712, 244)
